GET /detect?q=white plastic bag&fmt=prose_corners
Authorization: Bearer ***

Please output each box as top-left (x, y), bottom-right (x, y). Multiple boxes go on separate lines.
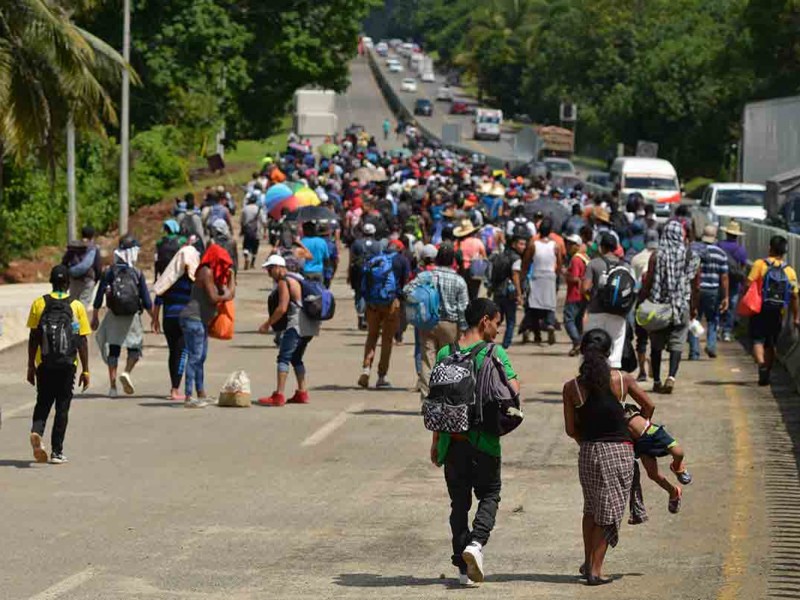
top-left (218, 370), bottom-right (251, 407)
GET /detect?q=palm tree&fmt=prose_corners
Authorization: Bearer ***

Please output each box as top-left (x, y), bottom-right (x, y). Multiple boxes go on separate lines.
top-left (0, 0), bottom-right (128, 201)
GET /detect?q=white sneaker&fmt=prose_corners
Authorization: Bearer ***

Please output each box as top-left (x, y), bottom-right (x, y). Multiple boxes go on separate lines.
top-left (119, 372), bottom-right (135, 395)
top-left (458, 572), bottom-right (478, 587)
top-left (462, 542), bottom-right (485, 583)
top-left (184, 398), bottom-right (208, 409)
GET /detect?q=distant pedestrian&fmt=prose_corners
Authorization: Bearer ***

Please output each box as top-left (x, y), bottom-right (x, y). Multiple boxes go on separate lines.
top-left (718, 221), bottom-right (748, 341)
top-left (383, 118), bottom-right (391, 140)
top-left (746, 235), bottom-right (799, 386)
top-left (179, 245), bottom-right (235, 408)
top-left (258, 254), bottom-right (320, 406)
top-left (430, 298), bottom-right (520, 586)
top-left (61, 225), bottom-right (102, 310)
top-left (631, 230), bottom-right (659, 382)
top-left (581, 233), bottom-right (631, 369)
top-left (91, 236), bottom-right (152, 398)
top-left (301, 221), bottom-right (330, 284)
top-left (210, 219), bottom-right (239, 274)
top-left (562, 329), bottom-right (654, 586)
top-left (405, 244), bottom-right (468, 396)
top-left (240, 194), bottom-right (262, 270)
top-left (640, 221), bottom-right (701, 394)
top-left (488, 236), bottom-right (526, 350)
top-left (349, 223), bottom-right (386, 330)
top-left (522, 218), bottom-right (561, 345)
top-left (454, 220), bottom-right (487, 301)
top-left (688, 225), bottom-right (729, 360)
top-left (26, 265), bottom-right (91, 465)
top-left (563, 233), bottom-right (589, 356)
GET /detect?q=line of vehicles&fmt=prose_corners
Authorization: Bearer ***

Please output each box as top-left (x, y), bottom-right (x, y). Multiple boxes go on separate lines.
top-left (367, 35), bottom-right (769, 230)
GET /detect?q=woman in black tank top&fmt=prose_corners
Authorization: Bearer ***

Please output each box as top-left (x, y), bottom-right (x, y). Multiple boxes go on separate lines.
top-left (562, 329), bottom-right (655, 586)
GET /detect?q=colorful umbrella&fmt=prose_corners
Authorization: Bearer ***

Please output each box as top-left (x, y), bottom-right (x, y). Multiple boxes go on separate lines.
top-left (268, 195), bottom-right (300, 220)
top-left (265, 183), bottom-right (293, 209)
top-left (294, 187), bottom-right (321, 207)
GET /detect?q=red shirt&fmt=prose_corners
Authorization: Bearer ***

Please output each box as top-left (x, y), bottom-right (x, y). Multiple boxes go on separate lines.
top-left (566, 253), bottom-right (588, 304)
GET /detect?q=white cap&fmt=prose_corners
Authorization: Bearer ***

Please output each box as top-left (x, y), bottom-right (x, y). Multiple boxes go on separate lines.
top-left (565, 234), bottom-right (582, 245)
top-left (262, 254), bottom-right (287, 269)
top-left (363, 223), bottom-right (376, 235)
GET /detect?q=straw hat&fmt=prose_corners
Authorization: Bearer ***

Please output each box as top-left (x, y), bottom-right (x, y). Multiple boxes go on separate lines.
top-left (453, 219), bottom-right (478, 238)
top-left (593, 206), bottom-right (611, 224)
top-left (721, 220), bottom-right (746, 237)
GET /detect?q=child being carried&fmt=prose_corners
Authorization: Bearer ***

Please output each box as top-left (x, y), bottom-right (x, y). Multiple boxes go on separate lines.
top-left (624, 403), bottom-right (692, 514)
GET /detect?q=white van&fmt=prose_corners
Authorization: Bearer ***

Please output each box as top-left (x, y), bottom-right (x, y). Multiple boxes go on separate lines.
top-left (474, 108), bottom-right (503, 141)
top-left (610, 157), bottom-right (681, 218)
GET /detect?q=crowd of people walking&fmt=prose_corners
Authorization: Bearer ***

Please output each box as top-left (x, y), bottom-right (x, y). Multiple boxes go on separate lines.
top-left (22, 121), bottom-right (799, 588)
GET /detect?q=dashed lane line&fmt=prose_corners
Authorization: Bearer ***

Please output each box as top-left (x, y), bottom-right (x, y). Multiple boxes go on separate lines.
top-left (27, 568), bottom-right (96, 600)
top-left (301, 403), bottom-right (364, 447)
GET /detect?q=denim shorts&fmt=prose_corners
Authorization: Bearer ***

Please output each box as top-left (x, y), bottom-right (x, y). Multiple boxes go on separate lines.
top-left (634, 425), bottom-right (677, 459)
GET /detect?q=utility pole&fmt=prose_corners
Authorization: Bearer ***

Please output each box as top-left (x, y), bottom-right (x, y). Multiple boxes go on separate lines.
top-left (119, 0), bottom-right (131, 236)
top-left (67, 115), bottom-right (77, 241)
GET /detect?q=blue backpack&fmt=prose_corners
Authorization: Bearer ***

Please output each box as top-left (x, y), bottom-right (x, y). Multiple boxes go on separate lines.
top-left (762, 261), bottom-right (792, 311)
top-left (405, 271), bottom-right (440, 330)
top-left (362, 253), bottom-right (397, 304)
top-left (288, 274), bottom-right (335, 321)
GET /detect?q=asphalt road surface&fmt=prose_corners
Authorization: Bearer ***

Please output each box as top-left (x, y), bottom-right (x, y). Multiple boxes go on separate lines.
top-left (1, 65), bottom-right (799, 600)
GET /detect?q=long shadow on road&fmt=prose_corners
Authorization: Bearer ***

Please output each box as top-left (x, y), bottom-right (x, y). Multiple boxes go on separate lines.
top-left (334, 572), bottom-right (635, 588)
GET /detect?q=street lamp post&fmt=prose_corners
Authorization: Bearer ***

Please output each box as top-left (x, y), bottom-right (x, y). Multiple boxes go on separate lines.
top-left (119, 0), bottom-right (131, 236)
top-left (67, 115), bottom-right (77, 242)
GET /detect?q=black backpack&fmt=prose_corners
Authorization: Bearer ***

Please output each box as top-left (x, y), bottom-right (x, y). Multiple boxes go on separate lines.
top-left (39, 296), bottom-right (77, 370)
top-left (243, 213), bottom-right (260, 239)
top-left (726, 252), bottom-right (746, 286)
top-left (155, 235), bottom-right (182, 278)
top-left (422, 343), bottom-right (486, 433)
top-left (487, 250), bottom-right (514, 292)
top-left (512, 218), bottom-right (531, 240)
top-left (598, 258), bottom-right (636, 316)
top-left (107, 265), bottom-right (141, 316)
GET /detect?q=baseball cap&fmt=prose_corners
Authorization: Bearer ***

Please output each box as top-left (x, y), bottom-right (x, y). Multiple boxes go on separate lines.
top-left (49, 264), bottom-right (69, 287)
top-left (363, 223), bottom-right (376, 235)
top-left (565, 234), bottom-right (582, 246)
top-left (262, 254), bottom-right (287, 269)
top-left (645, 229), bottom-right (659, 249)
top-left (421, 244), bottom-right (438, 261)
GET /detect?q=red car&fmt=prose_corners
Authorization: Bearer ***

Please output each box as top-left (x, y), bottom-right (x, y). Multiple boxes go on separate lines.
top-left (450, 101), bottom-right (471, 115)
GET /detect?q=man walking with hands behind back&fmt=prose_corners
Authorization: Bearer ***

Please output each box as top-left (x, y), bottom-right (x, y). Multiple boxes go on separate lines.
top-left (27, 265), bottom-right (91, 464)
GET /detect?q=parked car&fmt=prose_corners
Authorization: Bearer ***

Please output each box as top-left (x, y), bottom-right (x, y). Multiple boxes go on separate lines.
top-left (691, 183), bottom-right (767, 236)
top-left (543, 157), bottom-right (576, 175)
top-left (400, 78), bottom-right (418, 92)
top-left (414, 98), bottom-right (433, 116)
top-left (450, 101), bottom-right (471, 115)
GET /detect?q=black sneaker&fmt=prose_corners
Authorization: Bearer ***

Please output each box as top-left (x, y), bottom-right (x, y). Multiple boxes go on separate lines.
top-left (636, 372), bottom-right (647, 383)
top-left (758, 366), bottom-right (771, 387)
top-left (705, 347), bottom-right (718, 359)
top-left (652, 381), bottom-right (665, 394)
top-left (547, 330), bottom-right (556, 346)
top-left (49, 452), bottom-right (68, 464)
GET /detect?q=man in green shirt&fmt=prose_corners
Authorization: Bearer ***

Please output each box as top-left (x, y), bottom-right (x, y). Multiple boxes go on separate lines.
top-left (429, 298), bottom-right (520, 586)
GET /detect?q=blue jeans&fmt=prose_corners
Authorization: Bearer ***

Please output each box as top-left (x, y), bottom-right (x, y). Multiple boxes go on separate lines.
top-left (277, 328), bottom-right (311, 374)
top-left (689, 290), bottom-right (720, 358)
top-left (180, 318), bottom-right (208, 397)
top-left (722, 288), bottom-right (740, 335)
top-left (497, 296), bottom-right (517, 349)
top-left (563, 301), bottom-right (587, 346)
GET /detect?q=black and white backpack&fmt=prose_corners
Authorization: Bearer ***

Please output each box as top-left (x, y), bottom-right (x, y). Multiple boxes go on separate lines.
top-left (422, 343), bottom-right (486, 433)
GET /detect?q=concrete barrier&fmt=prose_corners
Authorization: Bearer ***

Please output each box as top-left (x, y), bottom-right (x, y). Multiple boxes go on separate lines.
top-left (0, 283), bottom-right (52, 353)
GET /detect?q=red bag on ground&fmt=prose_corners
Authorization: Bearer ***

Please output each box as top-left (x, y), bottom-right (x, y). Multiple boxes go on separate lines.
top-left (209, 300), bottom-right (235, 340)
top-left (737, 279), bottom-right (762, 317)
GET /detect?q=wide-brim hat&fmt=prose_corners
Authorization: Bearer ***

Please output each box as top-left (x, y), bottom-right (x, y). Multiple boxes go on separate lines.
top-left (453, 219), bottom-right (478, 238)
top-left (721, 220), bottom-right (745, 237)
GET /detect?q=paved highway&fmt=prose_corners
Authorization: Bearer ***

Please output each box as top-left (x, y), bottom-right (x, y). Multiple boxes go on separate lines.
top-left (369, 52), bottom-right (523, 164)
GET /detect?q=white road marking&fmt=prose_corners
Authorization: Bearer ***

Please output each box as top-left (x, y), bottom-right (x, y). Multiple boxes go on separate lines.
top-left (4, 400), bottom-right (35, 419)
top-left (301, 403), bottom-right (364, 447)
top-left (28, 568), bottom-right (95, 600)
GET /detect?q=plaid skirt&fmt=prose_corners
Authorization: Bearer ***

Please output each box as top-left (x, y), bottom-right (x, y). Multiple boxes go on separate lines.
top-left (579, 441), bottom-right (635, 548)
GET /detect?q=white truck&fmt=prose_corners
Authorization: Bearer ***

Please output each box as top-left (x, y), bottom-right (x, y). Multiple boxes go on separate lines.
top-left (473, 108), bottom-right (503, 141)
top-left (691, 183), bottom-right (767, 237)
top-left (610, 157), bottom-right (681, 220)
top-left (421, 57), bottom-right (435, 82)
